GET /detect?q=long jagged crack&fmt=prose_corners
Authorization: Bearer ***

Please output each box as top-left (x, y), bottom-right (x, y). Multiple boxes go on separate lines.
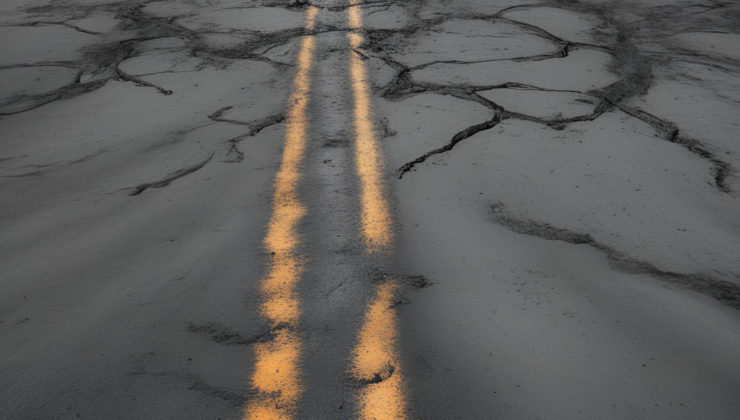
top-left (128, 154), bottom-right (213, 196)
top-left (407, 48), bottom-right (570, 72)
top-left (398, 112), bottom-right (503, 178)
top-left (116, 68), bottom-right (173, 95)
top-left (489, 202), bottom-right (740, 309)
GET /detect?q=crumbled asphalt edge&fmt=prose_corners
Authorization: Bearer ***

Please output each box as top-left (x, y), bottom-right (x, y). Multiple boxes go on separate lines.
top-left (367, 1), bottom-right (735, 191)
top-left (489, 202), bottom-right (740, 309)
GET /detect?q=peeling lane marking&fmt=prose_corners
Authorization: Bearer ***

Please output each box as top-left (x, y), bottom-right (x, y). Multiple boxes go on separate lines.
top-left (243, 7), bottom-right (319, 420)
top-left (350, 280), bottom-right (407, 420)
top-left (348, 2), bottom-right (393, 253)
top-left (347, 2), bottom-right (407, 419)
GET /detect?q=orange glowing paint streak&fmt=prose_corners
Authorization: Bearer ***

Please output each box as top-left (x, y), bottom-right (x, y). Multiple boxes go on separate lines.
top-left (244, 7), bottom-right (318, 420)
top-left (347, 4), bottom-right (393, 252)
top-left (348, 2), bottom-right (407, 419)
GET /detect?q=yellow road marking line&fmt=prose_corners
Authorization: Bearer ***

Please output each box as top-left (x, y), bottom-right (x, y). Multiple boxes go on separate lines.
top-left (348, 2), bottom-right (407, 418)
top-left (350, 281), bottom-right (407, 420)
top-left (244, 7), bottom-right (319, 419)
top-left (348, 3), bottom-right (393, 253)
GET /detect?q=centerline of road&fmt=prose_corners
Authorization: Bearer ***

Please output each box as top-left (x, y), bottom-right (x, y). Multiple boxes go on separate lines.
top-left (347, 1), bottom-right (407, 419)
top-left (244, 3), bottom-right (406, 419)
top-left (243, 6), bottom-right (318, 419)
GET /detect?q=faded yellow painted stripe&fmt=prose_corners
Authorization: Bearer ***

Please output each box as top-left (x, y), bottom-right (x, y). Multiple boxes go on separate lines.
top-left (244, 8), bottom-right (319, 420)
top-left (350, 280), bottom-right (407, 420)
top-left (348, 2), bottom-right (407, 419)
top-left (348, 3), bottom-right (393, 252)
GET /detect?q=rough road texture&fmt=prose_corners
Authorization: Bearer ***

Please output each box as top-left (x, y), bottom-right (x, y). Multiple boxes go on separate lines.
top-left (1, 0), bottom-right (740, 418)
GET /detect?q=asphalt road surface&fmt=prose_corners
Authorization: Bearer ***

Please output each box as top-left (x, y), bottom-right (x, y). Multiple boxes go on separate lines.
top-left (2, 0), bottom-right (740, 418)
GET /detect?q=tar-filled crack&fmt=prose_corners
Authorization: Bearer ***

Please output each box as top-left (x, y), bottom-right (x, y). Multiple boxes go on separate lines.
top-left (128, 153), bottom-right (213, 196)
top-left (489, 202), bottom-right (740, 309)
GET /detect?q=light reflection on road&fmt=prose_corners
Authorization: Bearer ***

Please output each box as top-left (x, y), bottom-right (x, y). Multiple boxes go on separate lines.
top-left (244, 7), bottom-right (318, 419)
top-left (348, 2), bottom-right (407, 419)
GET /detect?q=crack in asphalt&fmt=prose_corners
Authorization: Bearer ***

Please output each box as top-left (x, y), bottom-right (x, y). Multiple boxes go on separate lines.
top-left (398, 113), bottom-right (503, 178)
top-left (14, 20), bottom-right (102, 35)
top-left (371, 3), bottom-right (735, 192)
top-left (116, 66), bottom-right (173, 95)
top-left (617, 105), bottom-right (734, 192)
top-left (208, 108), bottom-right (285, 163)
top-left (208, 106), bottom-right (250, 126)
top-left (128, 153), bottom-right (213, 196)
top-left (489, 202), bottom-right (740, 309)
